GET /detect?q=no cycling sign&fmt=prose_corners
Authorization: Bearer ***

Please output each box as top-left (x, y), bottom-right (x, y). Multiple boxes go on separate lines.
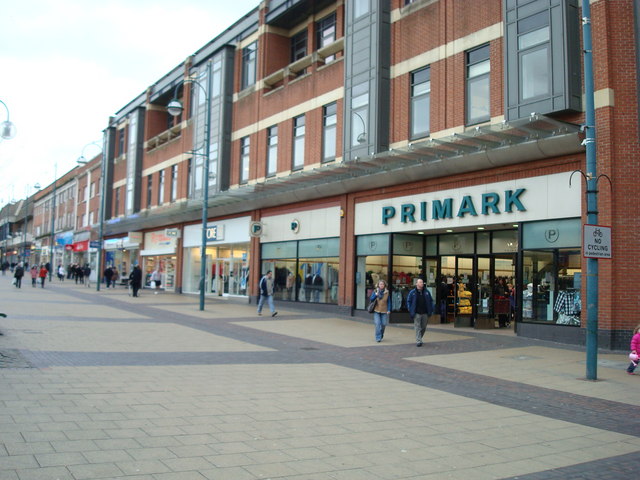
top-left (583, 224), bottom-right (612, 259)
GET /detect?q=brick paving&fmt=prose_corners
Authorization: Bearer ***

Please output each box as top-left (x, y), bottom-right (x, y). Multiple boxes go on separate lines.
top-left (1, 279), bottom-right (639, 479)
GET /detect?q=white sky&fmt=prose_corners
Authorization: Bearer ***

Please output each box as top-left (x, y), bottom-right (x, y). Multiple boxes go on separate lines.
top-left (0, 0), bottom-right (258, 204)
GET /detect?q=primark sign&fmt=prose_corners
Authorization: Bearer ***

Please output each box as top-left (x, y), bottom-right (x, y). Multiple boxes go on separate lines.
top-left (382, 189), bottom-right (526, 225)
top-left (353, 173), bottom-right (582, 235)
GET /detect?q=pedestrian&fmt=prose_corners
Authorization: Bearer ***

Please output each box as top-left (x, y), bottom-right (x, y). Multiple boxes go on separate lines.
top-left (406, 278), bottom-right (434, 347)
top-left (111, 267), bottom-right (119, 288)
top-left (369, 279), bottom-right (391, 342)
top-left (30, 265), bottom-right (38, 287)
top-left (38, 264), bottom-right (48, 288)
top-left (57, 264), bottom-right (65, 281)
top-left (626, 324), bottom-right (640, 374)
top-left (13, 262), bottom-right (24, 289)
top-left (257, 270), bottom-right (277, 317)
top-left (438, 276), bottom-right (449, 323)
top-left (76, 264), bottom-right (85, 285)
top-left (149, 268), bottom-right (162, 294)
top-left (103, 266), bottom-right (113, 288)
top-left (83, 264), bottom-right (91, 288)
top-left (129, 265), bottom-right (142, 297)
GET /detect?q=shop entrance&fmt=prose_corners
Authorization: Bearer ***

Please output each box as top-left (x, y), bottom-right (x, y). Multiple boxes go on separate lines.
top-left (440, 254), bottom-right (515, 328)
top-left (210, 258), bottom-right (250, 297)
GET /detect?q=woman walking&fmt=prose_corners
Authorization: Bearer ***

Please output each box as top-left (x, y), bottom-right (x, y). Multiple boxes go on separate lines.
top-left (369, 280), bottom-right (391, 342)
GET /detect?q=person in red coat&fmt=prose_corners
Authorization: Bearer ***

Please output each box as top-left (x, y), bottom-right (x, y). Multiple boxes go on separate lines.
top-left (38, 265), bottom-right (48, 288)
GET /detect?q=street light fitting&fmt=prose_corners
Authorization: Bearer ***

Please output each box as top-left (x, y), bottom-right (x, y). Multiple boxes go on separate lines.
top-left (167, 100), bottom-right (184, 117)
top-left (0, 99), bottom-right (17, 140)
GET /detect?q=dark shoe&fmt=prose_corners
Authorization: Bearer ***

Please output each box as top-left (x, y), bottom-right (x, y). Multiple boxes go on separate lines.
top-left (416, 342), bottom-right (423, 347)
top-left (272, 312), bottom-right (278, 317)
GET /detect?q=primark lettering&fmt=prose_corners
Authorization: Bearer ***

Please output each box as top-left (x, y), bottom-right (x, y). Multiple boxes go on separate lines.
top-left (381, 189), bottom-right (526, 225)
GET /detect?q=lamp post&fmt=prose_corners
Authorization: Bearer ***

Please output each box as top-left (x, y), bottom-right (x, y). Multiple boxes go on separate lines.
top-left (22, 184), bottom-right (41, 265)
top-left (48, 164), bottom-right (57, 281)
top-left (0, 99), bottom-right (17, 140)
top-left (77, 142), bottom-right (104, 291)
top-left (168, 60), bottom-right (212, 311)
top-left (352, 110), bottom-right (367, 144)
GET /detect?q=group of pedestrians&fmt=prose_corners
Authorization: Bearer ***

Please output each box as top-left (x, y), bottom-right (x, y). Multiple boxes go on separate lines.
top-left (12, 262), bottom-right (48, 289)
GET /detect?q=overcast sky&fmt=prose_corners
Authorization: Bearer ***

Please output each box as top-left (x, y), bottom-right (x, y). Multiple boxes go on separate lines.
top-left (0, 0), bottom-right (258, 204)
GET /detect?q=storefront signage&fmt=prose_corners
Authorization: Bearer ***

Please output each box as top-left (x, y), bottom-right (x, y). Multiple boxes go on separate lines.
top-left (206, 225), bottom-right (224, 241)
top-left (165, 228), bottom-right (181, 238)
top-left (381, 189), bottom-right (526, 225)
top-left (583, 224), bottom-right (612, 259)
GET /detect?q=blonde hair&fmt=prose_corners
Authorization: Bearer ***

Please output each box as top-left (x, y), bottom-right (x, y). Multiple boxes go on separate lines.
top-left (634, 324), bottom-right (640, 335)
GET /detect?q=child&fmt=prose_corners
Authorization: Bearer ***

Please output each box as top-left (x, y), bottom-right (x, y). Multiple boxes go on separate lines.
top-left (627, 324), bottom-right (640, 374)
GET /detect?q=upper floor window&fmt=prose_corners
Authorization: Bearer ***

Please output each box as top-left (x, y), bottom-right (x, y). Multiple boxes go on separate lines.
top-left (518, 11), bottom-right (550, 100)
top-left (240, 136), bottom-right (250, 184)
top-left (322, 103), bottom-right (337, 162)
top-left (89, 182), bottom-right (95, 198)
top-left (114, 187), bottom-right (120, 217)
top-left (292, 115), bottom-right (305, 170)
top-left (317, 13), bottom-right (336, 62)
top-left (157, 170), bottom-right (165, 205)
top-left (267, 126), bottom-right (278, 177)
top-left (187, 158), bottom-right (193, 198)
top-left (410, 66), bottom-right (430, 139)
top-left (147, 174), bottom-right (153, 208)
top-left (241, 41), bottom-right (257, 90)
top-left (117, 128), bottom-right (125, 156)
top-left (466, 44), bottom-right (491, 125)
top-left (170, 165), bottom-right (178, 202)
top-left (291, 30), bottom-right (307, 63)
top-left (212, 58), bottom-right (222, 98)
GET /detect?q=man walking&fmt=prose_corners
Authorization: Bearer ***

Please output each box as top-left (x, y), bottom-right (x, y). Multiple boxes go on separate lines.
top-left (406, 278), bottom-right (434, 347)
top-left (257, 270), bottom-right (277, 317)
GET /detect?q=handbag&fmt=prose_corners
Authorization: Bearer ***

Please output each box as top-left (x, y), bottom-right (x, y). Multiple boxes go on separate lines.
top-left (12, 277), bottom-right (16, 285)
top-left (367, 298), bottom-right (377, 313)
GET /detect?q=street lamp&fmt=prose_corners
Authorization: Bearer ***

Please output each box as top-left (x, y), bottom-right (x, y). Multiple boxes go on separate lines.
top-left (22, 183), bottom-right (41, 265)
top-left (0, 99), bottom-right (17, 140)
top-left (48, 164), bottom-right (58, 280)
top-left (352, 110), bottom-right (367, 144)
top-left (168, 60), bottom-right (212, 311)
top-left (77, 141), bottom-right (104, 291)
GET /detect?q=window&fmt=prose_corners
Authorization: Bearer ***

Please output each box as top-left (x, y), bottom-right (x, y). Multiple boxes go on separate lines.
top-left (292, 115), bottom-right (305, 170)
top-left (211, 58), bottom-right (222, 98)
top-left (351, 83), bottom-right (369, 147)
top-left (171, 165), bottom-right (178, 202)
top-left (240, 136), bottom-right (250, 184)
top-left (316, 13), bottom-right (336, 62)
top-left (187, 158), bottom-right (193, 197)
top-left (466, 44), bottom-right (491, 125)
top-left (518, 11), bottom-right (550, 100)
top-left (114, 187), bottom-right (120, 217)
top-left (353, 0), bottom-right (369, 18)
top-left (322, 103), bottom-right (337, 162)
top-left (241, 41), bottom-right (257, 90)
top-left (291, 30), bottom-right (307, 63)
top-left (118, 128), bottom-right (125, 156)
top-left (89, 211), bottom-right (94, 226)
top-left (147, 174), bottom-right (153, 208)
top-left (158, 170), bottom-right (165, 205)
top-left (89, 182), bottom-right (95, 198)
top-left (410, 67), bottom-right (430, 139)
top-left (266, 126), bottom-right (278, 177)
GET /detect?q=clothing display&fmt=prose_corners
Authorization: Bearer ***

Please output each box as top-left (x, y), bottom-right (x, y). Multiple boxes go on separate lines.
top-left (554, 289), bottom-right (581, 325)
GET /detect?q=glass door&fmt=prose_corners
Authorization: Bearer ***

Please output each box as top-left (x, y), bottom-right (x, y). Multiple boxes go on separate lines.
top-left (455, 257), bottom-right (474, 325)
top-left (477, 256), bottom-right (492, 317)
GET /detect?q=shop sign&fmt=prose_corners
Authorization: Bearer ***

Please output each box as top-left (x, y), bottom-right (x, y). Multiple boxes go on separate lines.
top-left (206, 225), bottom-right (224, 242)
top-left (583, 224), bottom-right (612, 259)
top-left (381, 189), bottom-right (526, 225)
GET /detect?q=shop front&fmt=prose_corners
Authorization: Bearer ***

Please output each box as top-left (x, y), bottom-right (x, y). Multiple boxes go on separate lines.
top-left (140, 230), bottom-right (177, 292)
top-left (354, 172), bottom-right (582, 337)
top-left (182, 217), bottom-right (250, 297)
top-left (104, 233), bottom-right (141, 285)
top-left (259, 206), bottom-right (341, 305)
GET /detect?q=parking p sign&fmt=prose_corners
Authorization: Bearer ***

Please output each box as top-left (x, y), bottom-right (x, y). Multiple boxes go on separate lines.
top-left (583, 224), bottom-right (612, 259)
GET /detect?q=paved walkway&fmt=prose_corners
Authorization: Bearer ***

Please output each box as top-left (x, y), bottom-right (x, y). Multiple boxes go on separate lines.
top-left (0, 277), bottom-right (638, 479)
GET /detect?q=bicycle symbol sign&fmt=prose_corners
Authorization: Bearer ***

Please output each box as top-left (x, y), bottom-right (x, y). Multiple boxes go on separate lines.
top-left (583, 224), bottom-right (612, 259)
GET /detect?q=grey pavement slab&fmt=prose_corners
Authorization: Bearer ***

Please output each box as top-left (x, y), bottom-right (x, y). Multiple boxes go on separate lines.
top-left (0, 278), bottom-right (638, 479)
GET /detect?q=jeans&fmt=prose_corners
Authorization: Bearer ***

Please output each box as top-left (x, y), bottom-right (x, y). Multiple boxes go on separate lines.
top-left (413, 313), bottom-right (428, 344)
top-left (257, 294), bottom-right (275, 314)
top-left (373, 312), bottom-right (388, 341)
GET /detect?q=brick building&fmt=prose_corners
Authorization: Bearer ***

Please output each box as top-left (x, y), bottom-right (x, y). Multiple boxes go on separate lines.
top-left (10, 0), bottom-right (639, 350)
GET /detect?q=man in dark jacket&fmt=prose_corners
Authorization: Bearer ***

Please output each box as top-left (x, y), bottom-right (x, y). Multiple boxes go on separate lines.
top-left (103, 266), bottom-right (114, 288)
top-left (129, 265), bottom-right (142, 297)
top-left (13, 263), bottom-right (25, 289)
top-left (406, 278), bottom-right (434, 347)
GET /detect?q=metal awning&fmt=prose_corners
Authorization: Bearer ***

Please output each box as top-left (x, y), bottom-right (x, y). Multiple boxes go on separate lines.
top-left (105, 114), bottom-right (584, 235)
